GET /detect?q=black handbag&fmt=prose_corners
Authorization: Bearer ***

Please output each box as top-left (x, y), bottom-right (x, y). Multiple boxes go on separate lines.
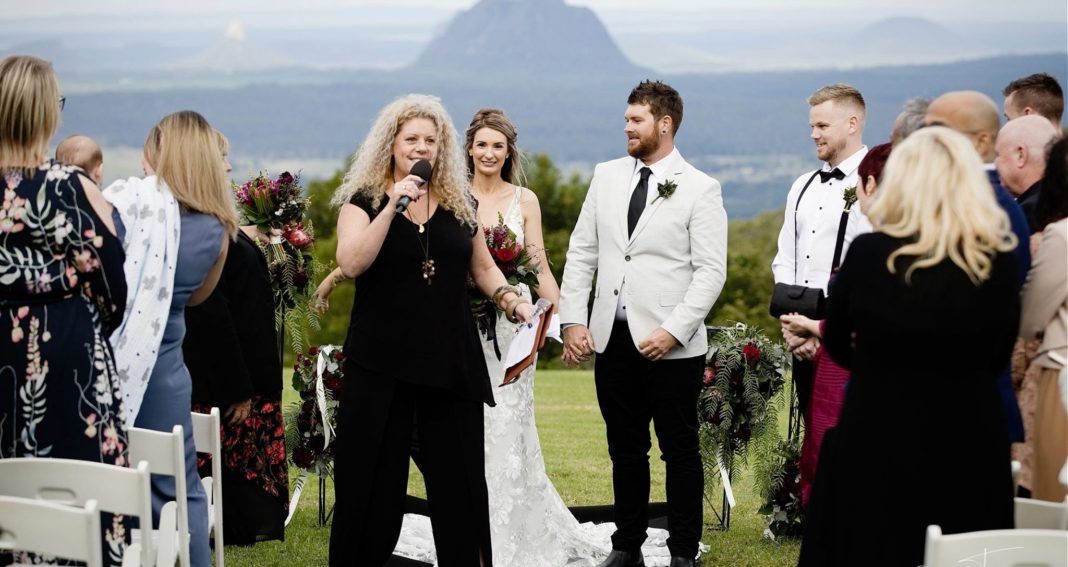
top-left (769, 170), bottom-right (853, 320)
top-left (769, 283), bottom-right (825, 319)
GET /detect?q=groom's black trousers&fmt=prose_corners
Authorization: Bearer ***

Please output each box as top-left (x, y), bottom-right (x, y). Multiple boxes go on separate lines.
top-left (594, 321), bottom-right (705, 559)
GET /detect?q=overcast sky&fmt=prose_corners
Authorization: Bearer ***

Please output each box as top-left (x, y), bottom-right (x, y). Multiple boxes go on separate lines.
top-left (7, 0), bottom-right (1063, 22)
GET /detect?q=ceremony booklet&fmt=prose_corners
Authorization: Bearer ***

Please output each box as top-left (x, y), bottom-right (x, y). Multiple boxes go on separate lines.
top-left (501, 298), bottom-right (560, 386)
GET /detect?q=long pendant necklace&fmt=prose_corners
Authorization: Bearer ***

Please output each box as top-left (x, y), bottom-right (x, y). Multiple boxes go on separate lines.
top-left (406, 196), bottom-right (435, 284)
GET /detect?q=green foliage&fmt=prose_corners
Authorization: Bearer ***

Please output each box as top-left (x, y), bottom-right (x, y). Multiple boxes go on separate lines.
top-left (304, 169), bottom-right (346, 241)
top-left (707, 210), bottom-right (783, 335)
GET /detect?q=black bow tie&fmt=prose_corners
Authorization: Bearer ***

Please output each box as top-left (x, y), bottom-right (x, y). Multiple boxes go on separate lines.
top-left (818, 168), bottom-right (845, 183)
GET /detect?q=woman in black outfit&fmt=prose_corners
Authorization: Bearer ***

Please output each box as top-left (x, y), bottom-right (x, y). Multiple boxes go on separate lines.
top-left (798, 127), bottom-right (1020, 567)
top-left (328, 94), bottom-right (533, 567)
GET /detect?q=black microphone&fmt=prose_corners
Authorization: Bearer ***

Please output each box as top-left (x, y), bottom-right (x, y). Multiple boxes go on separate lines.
top-left (395, 159), bottom-right (433, 213)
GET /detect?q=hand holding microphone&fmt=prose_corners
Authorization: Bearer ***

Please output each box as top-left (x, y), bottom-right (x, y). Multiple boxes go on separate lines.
top-left (394, 159), bottom-right (433, 213)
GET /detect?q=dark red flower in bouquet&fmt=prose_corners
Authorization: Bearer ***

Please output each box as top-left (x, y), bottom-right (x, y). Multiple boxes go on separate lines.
top-left (278, 171), bottom-right (295, 185)
top-left (308, 345), bottom-right (320, 356)
top-left (742, 342), bottom-right (761, 364)
top-left (292, 447), bottom-right (315, 469)
top-left (292, 266), bottom-right (309, 290)
top-left (702, 366), bottom-right (715, 385)
top-left (324, 374), bottom-right (343, 394)
top-left (333, 350), bottom-right (345, 362)
top-left (494, 245), bottom-right (518, 263)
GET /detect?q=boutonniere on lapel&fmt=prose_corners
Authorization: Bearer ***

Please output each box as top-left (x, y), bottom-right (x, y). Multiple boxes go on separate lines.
top-left (842, 185), bottom-right (858, 211)
top-left (655, 178), bottom-right (678, 202)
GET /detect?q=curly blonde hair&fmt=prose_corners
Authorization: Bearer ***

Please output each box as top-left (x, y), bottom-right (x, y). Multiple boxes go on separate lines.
top-left (867, 126), bottom-right (1017, 285)
top-left (332, 94), bottom-right (476, 228)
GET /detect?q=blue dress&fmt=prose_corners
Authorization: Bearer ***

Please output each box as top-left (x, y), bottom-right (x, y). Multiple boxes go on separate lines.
top-left (133, 211), bottom-right (223, 567)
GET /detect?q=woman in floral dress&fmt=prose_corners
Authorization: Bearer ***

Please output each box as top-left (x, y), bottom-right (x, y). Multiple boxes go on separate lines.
top-left (0, 54), bottom-right (129, 565)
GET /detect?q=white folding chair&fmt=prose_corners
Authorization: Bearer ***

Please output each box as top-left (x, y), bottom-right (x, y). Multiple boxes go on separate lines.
top-left (0, 457), bottom-right (154, 566)
top-left (0, 495), bottom-right (103, 567)
top-left (1015, 496), bottom-right (1068, 530)
top-left (129, 425), bottom-right (188, 567)
top-left (191, 408), bottom-right (224, 567)
top-left (924, 524), bottom-right (1068, 567)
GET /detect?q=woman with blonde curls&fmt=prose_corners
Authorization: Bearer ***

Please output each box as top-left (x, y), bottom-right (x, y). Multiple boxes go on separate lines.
top-left (329, 94), bottom-right (533, 567)
top-left (798, 127), bottom-right (1019, 567)
top-left (0, 54), bottom-right (129, 566)
top-left (105, 110), bottom-right (235, 567)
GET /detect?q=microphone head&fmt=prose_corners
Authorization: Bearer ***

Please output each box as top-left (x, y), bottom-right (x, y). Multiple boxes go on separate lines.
top-left (410, 159), bottom-right (433, 183)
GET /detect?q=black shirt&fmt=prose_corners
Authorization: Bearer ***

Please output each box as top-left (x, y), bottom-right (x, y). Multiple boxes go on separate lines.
top-left (344, 193), bottom-right (492, 404)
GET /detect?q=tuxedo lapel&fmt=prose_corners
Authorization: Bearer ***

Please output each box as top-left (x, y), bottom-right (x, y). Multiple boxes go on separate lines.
top-left (627, 153), bottom-right (685, 247)
top-left (614, 159), bottom-right (637, 246)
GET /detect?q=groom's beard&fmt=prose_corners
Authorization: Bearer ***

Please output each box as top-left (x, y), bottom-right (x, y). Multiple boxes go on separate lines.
top-left (627, 131), bottom-right (659, 161)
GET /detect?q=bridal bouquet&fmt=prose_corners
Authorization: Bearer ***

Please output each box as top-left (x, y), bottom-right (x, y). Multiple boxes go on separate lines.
top-left (286, 344), bottom-right (345, 476)
top-left (469, 214), bottom-right (541, 341)
top-left (233, 171), bottom-right (322, 351)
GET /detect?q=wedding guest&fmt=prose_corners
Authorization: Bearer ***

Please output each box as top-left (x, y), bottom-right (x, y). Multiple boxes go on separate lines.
top-left (1003, 72), bottom-right (1064, 128)
top-left (889, 97), bottom-right (929, 146)
top-left (925, 90), bottom-right (1032, 447)
top-left (327, 93), bottom-right (533, 567)
top-left (1018, 137), bottom-right (1068, 502)
top-left (799, 127), bottom-right (1019, 567)
top-left (780, 142), bottom-right (892, 507)
top-left (183, 130), bottom-right (288, 544)
top-left (0, 54), bottom-right (129, 566)
top-left (559, 80), bottom-right (728, 567)
top-left (994, 115), bottom-right (1059, 233)
top-left (105, 111), bottom-right (236, 567)
top-left (772, 84), bottom-right (871, 423)
top-left (56, 133), bottom-right (104, 185)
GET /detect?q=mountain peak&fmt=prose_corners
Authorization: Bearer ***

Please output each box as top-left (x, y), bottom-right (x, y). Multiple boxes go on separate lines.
top-left (410, 0), bottom-right (644, 78)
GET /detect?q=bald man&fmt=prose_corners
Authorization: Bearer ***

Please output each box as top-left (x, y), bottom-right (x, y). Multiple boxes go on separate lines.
top-left (926, 90), bottom-right (1032, 447)
top-left (996, 115), bottom-right (1060, 232)
top-left (55, 134), bottom-right (104, 185)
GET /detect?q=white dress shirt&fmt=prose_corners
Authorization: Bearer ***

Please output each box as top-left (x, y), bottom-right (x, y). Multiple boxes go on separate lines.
top-left (772, 146), bottom-right (872, 294)
top-left (615, 146), bottom-right (681, 321)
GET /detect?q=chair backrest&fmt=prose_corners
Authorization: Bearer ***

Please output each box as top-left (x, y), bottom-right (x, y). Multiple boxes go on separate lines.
top-left (0, 458), bottom-right (153, 567)
top-left (924, 524), bottom-right (1068, 567)
top-left (0, 495), bottom-right (103, 567)
top-left (1015, 496), bottom-right (1068, 530)
top-left (129, 424), bottom-right (189, 567)
top-left (190, 407), bottom-right (224, 566)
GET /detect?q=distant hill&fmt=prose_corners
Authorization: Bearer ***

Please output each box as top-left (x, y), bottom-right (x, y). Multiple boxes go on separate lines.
top-left (55, 52), bottom-right (1068, 220)
top-left (411, 0), bottom-right (644, 77)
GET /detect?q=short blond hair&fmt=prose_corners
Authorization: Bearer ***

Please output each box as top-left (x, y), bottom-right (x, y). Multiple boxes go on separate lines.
top-left (0, 55), bottom-right (60, 170)
top-left (145, 111), bottom-right (238, 235)
top-left (867, 126), bottom-right (1017, 284)
top-left (808, 83), bottom-right (866, 118)
top-left (56, 134), bottom-right (102, 173)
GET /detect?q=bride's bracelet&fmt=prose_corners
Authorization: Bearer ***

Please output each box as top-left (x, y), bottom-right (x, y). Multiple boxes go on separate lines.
top-left (504, 296), bottom-right (530, 323)
top-left (491, 284), bottom-right (520, 308)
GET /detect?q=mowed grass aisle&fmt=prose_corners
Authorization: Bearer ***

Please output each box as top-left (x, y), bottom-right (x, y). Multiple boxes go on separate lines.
top-left (227, 370), bottom-right (800, 566)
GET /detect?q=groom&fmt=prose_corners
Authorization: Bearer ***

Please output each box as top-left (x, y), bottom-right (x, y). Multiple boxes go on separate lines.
top-left (560, 80), bottom-right (728, 567)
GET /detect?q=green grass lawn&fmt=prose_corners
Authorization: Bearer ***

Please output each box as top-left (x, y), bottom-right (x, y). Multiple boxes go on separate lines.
top-left (225, 370), bottom-right (800, 566)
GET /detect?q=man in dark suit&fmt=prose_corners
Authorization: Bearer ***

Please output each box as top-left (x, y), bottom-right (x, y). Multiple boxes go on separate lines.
top-left (995, 115), bottom-right (1060, 233)
top-left (926, 90), bottom-right (1032, 446)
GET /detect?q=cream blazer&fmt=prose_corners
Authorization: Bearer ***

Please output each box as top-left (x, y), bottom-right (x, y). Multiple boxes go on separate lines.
top-left (559, 151), bottom-right (728, 359)
top-left (1020, 217), bottom-right (1068, 369)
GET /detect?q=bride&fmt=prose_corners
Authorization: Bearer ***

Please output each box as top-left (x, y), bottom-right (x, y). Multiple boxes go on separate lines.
top-left (390, 109), bottom-right (676, 566)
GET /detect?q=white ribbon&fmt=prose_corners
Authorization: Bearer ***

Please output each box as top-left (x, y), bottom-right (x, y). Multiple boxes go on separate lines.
top-left (315, 345), bottom-right (337, 452)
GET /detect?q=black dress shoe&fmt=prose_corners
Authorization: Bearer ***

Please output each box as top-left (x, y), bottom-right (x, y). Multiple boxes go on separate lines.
top-left (668, 557), bottom-right (695, 567)
top-left (596, 549), bottom-right (646, 567)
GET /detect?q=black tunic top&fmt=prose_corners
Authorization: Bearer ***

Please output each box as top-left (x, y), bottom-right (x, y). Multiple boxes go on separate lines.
top-left (344, 193), bottom-right (492, 405)
top-left (184, 230), bottom-right (282, 405)
top-left (799, 232), bottom-right (1018, 567)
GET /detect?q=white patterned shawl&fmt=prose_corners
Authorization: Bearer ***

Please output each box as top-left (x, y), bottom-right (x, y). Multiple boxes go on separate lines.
top-left (102, 176), bottom-right (181, 424)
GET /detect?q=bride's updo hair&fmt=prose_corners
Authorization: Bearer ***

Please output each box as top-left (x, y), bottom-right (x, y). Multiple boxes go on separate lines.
top-left (464, 108), bottom-right (526, 187)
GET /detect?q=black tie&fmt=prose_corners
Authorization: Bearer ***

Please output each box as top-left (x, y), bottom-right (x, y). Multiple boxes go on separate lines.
top-left (818, 168), bottom-right (845, 183)
top-left (628, 167), bottom-right (652, 237)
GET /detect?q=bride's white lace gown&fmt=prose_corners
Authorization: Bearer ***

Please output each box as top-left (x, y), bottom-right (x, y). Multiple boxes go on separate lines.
top-left (393, 188), bottom-right (675, 566)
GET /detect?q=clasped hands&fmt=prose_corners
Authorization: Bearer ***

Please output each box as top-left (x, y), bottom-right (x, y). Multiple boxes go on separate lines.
top-left (780, 313), bottom-right (821, 361)
top-left (562, 325), bottom-right (677, 366)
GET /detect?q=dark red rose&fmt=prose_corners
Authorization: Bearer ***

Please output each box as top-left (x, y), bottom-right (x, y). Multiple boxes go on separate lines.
top-left (308, 346), bottom-right (320, 356)
top-left (293, 267), bottom-right (309, 290)
top-left (324, 375), bottom-right (343, 393)
top-left (334, 350), bottom-right (344, 361)
top-left (292, 447), bottom-right (315, 468)
top-left (278, 171), bottom-right (295, 185)
top-left (494, 245), bottom-right (518, 263)
top-left (742, 342), bottom-right (761, 364)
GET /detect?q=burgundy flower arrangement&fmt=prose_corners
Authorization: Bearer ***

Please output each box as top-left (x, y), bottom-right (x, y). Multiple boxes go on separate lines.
top-left (288, 344), bottom-right (345, 475)
top-left (469, 213), bottom-right (541, 340)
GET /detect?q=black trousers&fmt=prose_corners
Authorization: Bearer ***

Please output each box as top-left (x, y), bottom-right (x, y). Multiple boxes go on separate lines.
top-left (329, 369), bottom-right (492, 567)
top-left (594, 321), bottom-right (705, 558)
top-left (793, 356), bottom-right (814, 425)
